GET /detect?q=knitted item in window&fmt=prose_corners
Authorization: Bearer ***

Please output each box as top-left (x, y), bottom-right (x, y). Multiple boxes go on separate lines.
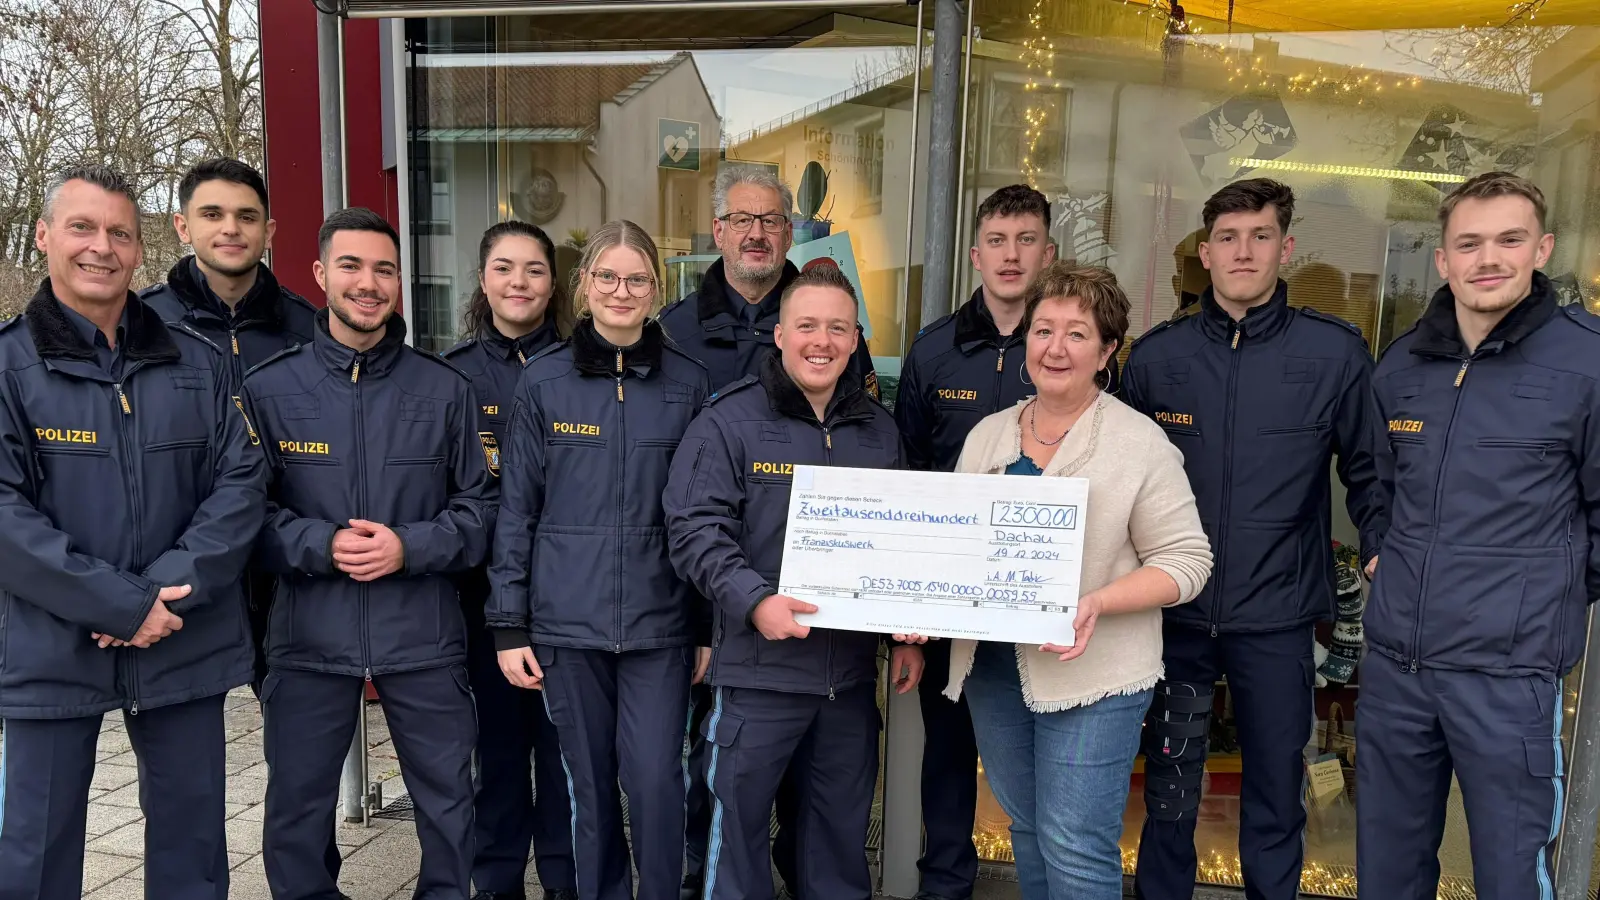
top-left (1318, 542), bottom-right (1365, 685)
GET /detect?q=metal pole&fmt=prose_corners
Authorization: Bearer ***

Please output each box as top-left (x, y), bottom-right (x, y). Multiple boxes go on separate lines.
top-left (896, 0), bottom-right (925, 358)
top-left (1555, 606), bottom-right (1600, 898)
top-left (917, 0), bottom-right (966, 332)
top-left (948, 0), bottom-right (975, 300)
top-left (880, 655), bottom-right (928, 898)
top-left (320, 5), bottom-right (366, 826)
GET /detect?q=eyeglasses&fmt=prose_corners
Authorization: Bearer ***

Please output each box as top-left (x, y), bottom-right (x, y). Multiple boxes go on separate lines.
top-left (591, 269), bottom-right (656, 298)
top-left (718, 212), bottom-right (791, 234)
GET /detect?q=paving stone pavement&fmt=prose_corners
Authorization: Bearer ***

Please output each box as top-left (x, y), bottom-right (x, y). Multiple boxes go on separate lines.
top-left (4, 686), bottom-right (1043, 899)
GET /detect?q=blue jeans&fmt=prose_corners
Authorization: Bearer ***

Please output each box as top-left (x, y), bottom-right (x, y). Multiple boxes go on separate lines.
top-left (963, 641), bottom-right (1150, 900)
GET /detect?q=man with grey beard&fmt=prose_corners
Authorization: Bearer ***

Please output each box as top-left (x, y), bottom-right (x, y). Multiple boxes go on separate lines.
top-left (660, 163), bottom-right (877, 899)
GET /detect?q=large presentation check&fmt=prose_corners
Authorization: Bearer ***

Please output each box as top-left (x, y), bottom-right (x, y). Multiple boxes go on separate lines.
top-left (777, 465), bottom-right (1087, 645)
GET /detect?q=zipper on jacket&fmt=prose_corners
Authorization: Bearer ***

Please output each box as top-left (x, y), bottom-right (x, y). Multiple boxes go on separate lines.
top-left (353, 352), bottom-right (372, 676)
top-left (112, 370), bottom-right (145, 713)
top-left (990, 340), bottom-right (1011, 413)
top-left (231, 330), bottom-right (240, 357)
top-left (1409, 353), bottom-right (1474, 672)
top-left (516, 347), bottom-right (527, 366)
top-left (1211, 324), bottom-right (1243, 636)
top-left (614, 352), bottom-right (626, 651)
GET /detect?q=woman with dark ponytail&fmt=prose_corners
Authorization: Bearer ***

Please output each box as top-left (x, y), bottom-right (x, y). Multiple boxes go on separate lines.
top-left (442, 220), bottom-right (578, 900)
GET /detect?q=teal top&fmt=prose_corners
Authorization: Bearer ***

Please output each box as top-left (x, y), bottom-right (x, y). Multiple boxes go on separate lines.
top-left (1005, 455), bottom-right (1044, 476)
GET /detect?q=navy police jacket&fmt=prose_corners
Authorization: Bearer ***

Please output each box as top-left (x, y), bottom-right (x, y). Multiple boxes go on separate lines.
top-left (488, 318), bottom-right (712, 652)
top-left (140, 257), bottom-right (317, 390)
top-left (658, 258), bottom-right (879, 398)
top-left (0, 282), bottom-right (266, 718)
top-left (664, 353), bottom-right (900, 695)
top-left (442, 318), bottom-right (559, 622)
top-left (1121, 282), bottom-right (1384, 633)
top-left (243, 311), bottom-right (497, 677)
top-left (1369, 273), bottom-right (1600, 677)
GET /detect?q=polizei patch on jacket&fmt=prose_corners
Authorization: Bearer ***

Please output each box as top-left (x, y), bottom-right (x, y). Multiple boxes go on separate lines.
top-left (480, 431), bottom-right (500, 476)
top-left (279, 440), bottom-right (331, 455)
top-left (1154, 410), bottom-right (1194, 427)
top-left (938, 388), bottom-right (978, 402)
top-left (552, 421), bottom-right (601, 436)
top-left (1389, 419), bottom-right (1424, 434)
top-left (35, 427), bottom-right (98, 444)
top-left (752, 461), bottom-right (795, 476)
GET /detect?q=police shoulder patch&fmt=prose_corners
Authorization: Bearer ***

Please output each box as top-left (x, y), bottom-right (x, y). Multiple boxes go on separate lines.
top-left (1296, 306), bottom-right (1363, 337)
top-left (478, 431), bottom-right (501, 476)
top-left (864, 370), bottom-right (880, 401)
top-left (705, 374), bottom-right (760, 405)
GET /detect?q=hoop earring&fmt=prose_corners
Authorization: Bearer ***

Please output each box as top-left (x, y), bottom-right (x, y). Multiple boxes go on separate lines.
top-left (1019, 363), bottom-right (1033, 387)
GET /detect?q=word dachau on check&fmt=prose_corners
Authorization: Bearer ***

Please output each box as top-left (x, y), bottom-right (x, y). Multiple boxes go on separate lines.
top-left (795, 501), bottom-right (979, 526)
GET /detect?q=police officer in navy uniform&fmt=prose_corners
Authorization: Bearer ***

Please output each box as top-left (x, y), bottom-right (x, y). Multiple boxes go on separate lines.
top-left (661, 164), bottom-right (879, 899)
top-left (140, 158), bottom-right (318, 702)
top-left (892, 183), bottom-right (1056, 900)
top-left (245, 208), bottom-right (496, 900)
top-left (442, 221), bottom-right (576, 900)
top-left (1359, 172), bottom-right (1600, 900)
top-left (665, 266), bottom-right (924, 900)
top-left (489, 220), bottom-right (712, 900)
top-left (1123, 179), bottom-right (1383, 900)
top-left (0, 165), bottom-right (267, 900)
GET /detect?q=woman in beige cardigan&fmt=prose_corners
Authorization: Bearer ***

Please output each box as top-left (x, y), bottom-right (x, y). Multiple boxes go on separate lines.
top-left (943, 264), bottom-right (1212, 899)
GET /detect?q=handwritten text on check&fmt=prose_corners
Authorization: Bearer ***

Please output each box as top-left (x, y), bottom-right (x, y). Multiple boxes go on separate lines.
top-left (778, 465), bottom-right (1088, 645)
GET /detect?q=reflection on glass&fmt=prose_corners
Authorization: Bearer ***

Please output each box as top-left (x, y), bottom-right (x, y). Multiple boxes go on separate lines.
top-left (405, 8), bottom-right (931, 371)
top-left (959, 1), bottom-right (1600, 896)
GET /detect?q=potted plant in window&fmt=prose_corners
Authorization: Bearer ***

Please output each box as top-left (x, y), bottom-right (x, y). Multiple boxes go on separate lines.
top-left (791, 161), bottom-right (834, 245)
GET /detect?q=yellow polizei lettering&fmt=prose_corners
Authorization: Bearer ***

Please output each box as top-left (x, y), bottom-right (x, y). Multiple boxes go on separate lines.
top-left (35, 427), bottom-right (98, 444)
top-left (482, 405), bottom-right (500, 416)
top-left (751, 461), bottom-right (795, 476)
top-left (937, 388), bottom-right (979, 401)
top-left (1155, 411), bottom-right (1194, 427)
top-left (1388, 419), bottom-right (1424, 434)
top-left (553, 422), bottom-right (601, 436)
top-left (279, 440), bottom-right (332, 455)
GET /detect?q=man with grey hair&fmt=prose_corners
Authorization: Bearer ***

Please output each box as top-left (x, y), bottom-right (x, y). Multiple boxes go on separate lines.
top-left (0, 164), bottom-right (266, 899)
top-left (663, 163), bottom-right (877, 900)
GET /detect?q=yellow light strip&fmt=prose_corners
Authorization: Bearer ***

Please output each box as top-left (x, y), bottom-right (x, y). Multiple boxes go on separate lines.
top-left (1228, 158), bottom-right (1470, 184)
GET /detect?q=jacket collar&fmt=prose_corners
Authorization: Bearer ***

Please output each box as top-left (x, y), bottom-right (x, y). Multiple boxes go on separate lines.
top-left (954, 288), bottom-right (1021, 351)
top-left (25, 278), bottom-right (180, 364)
top-left (694, 258), bottom-right (798, 327)
top-left (480, 317), bottom-right (558, 365)
top-left (1196, 280), bottom-right (1291, 344)
top-left (167, 255), bottom-right (288, 328)
top-left (757, 350), bottom-right (874, 426)
top-left (1411, 271), bottom-right (1557, 359)
top-left (570, 316), bottom-right (665, 378)
top-left (311, 307), bottom-right (407, 379)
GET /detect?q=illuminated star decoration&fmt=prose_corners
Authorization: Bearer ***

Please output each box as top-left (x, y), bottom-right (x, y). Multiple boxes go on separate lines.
top-left (1398, 105), bottom-right (1530, 193)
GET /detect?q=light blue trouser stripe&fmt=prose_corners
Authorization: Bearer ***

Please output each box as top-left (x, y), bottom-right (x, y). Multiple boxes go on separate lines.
top-left (1537, 692), bottom-right (1564, 900)
top-left (702, 687), bottom-right (727, 900)
top-left (542, 689), bottom-right (581, 891)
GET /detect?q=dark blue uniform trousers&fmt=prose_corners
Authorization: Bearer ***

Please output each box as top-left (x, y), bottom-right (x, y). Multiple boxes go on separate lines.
top-left (0, 694), bottom-right (229, 900)
top-left (466, 627), bottom-right (575, 893)
top-left (262, 666), bottom-right (477, 900)
top-left (1135, 624), bottom-right (1314, 900)
top-left (686, 685), bottom-right (802, 895)
top-left (916, 639), bottom-right (979, 899)
top-left (535, 644), bottom-right (691, 900)
top-left (1356, 659), bottom-right (1563, 900)
top-left (702, 684), bottom-right (879, 900)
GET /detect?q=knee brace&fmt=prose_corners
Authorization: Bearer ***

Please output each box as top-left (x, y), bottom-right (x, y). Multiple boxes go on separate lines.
top-left (1142, 681), bottom-right (1212, 821)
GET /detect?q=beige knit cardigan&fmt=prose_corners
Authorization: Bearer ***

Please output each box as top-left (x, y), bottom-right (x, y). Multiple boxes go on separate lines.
top-left (943, 392), bottom-right (1214, 713)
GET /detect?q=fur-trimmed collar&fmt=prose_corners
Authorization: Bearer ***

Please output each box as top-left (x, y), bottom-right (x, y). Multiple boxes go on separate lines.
top-left (757, 350), bottom-right (874, 425)
top-left (571, 316), bottom-right (665, 377)
top-left (24, 278), bottom-right (179, 363)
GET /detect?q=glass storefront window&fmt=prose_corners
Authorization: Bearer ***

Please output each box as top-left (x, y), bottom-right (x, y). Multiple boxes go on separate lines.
top-left (958, 1), bottom-right (1600, 896)
top-left (404, 6), bottom-right (933, 386)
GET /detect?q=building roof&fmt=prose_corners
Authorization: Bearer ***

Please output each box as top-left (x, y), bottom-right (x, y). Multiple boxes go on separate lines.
top-left (416, 53), bottom-right (690, 131)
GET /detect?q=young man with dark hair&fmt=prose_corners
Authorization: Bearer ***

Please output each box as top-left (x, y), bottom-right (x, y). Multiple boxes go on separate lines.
top-left (244, 206), bottom-right (497, 900)
top-left (665, 267), bottom-right (923, 900)
top-left (143, 157), bottom-right (319, 704)
top-left (890, 182), bottom-right (1055, 900)
top-left (1358, 172), bottom-right (1600, 900)
top-left (1123, 178), bottom-right (1385, 900)
top-left (0, 165), bottom-right (267, 899)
